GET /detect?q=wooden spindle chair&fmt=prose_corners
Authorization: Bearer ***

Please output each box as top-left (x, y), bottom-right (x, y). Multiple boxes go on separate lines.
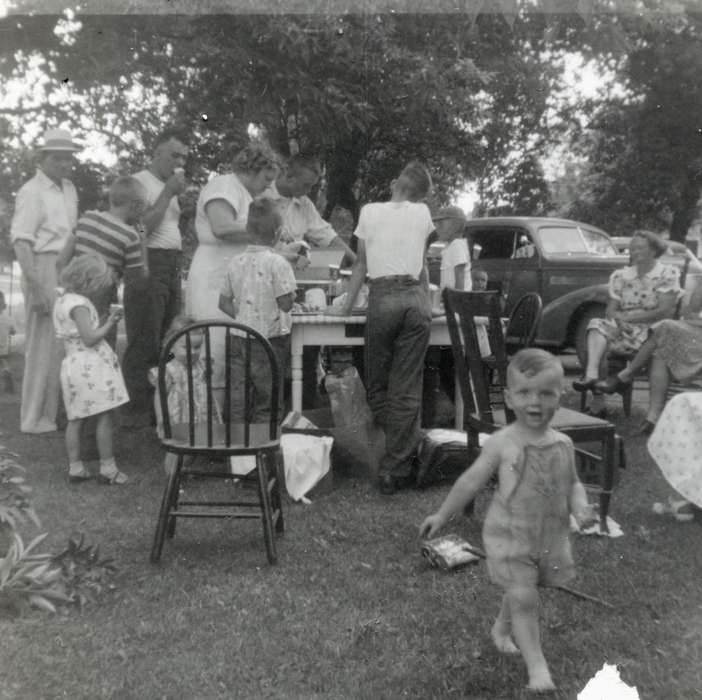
top-left (150, 320), bottom-right (284, 565)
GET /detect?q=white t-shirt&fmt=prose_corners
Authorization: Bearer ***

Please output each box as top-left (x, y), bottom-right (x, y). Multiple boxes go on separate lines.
top-left (133, 169), bottom-right (181, 250)
top-left (354, 201), bottom-right (434, 279)
top-left (440, 238), bottom-right (471, 290)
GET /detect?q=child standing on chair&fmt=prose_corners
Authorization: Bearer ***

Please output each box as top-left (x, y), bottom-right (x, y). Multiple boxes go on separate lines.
top-left (420, 349), bottom-right (595, 693)
top-left (218, 198), bottom-right (297, 422)
top-left (335, 161), bottom-right (435, 495)
top-left (53, 255), bottom-right (129, 484)
top-left (434, 205), bottom-right (470, 291)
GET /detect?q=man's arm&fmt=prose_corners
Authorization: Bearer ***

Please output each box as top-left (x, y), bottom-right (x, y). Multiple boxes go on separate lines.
top-left (55, 234), bottom-right (76, 272)
top-left (14, 241), bottom-right (53, 315)
top-left (140, 172), bottom-right (185, 234)
top-left (341, 240), bottom-right (368, 315)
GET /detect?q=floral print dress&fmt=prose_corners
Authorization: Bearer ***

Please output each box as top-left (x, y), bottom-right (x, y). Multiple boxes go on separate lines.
top-left (587, 262), bottom-right (681, 353)
top-left (53, 291), bottom-right (129, 420)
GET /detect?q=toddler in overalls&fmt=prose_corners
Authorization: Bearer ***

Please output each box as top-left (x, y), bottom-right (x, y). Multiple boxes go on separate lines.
top-left (421, 349), bottom-right (596, 693)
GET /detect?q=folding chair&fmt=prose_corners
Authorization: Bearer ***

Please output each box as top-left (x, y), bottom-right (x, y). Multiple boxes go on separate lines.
top-left (150, 320), bottom-right (284, 565)
top-left (443, 288), bottom-right (621, 533)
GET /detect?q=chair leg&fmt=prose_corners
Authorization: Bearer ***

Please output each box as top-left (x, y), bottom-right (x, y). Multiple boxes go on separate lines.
top-left (272, 450), bottom-right (285, 534)
top-left (598, 432), bottom-right (616, 533)
top-left (256, 452), bottom-right (277, 565)
top-left (151, 454), bottom-right (182, 563)
top-left (166, 455), bottom-right (184, 539)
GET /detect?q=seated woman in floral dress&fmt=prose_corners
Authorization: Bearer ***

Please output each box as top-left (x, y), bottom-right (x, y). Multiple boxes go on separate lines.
top-left (573, 230), bottom-right (681, 418)
top-left (594, 274), bottom-right (702, 433)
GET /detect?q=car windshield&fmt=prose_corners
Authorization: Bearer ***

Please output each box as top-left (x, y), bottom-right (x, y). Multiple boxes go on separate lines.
top-left (538, 225), bottom-right (617, 256)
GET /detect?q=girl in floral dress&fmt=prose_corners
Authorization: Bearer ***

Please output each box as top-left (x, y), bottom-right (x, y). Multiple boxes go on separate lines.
top-left (53, 255), bottom-right (129, 484)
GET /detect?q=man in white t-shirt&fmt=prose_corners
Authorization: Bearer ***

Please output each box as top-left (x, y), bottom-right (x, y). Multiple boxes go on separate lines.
top-left (123, 129), bottom-right (188, 424)
top-left (333, 161), bottom-right (434, 495)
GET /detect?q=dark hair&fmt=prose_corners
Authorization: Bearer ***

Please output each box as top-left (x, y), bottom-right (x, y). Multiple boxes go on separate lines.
top-left (0, 290), bottom-right (5, 305)
top-left (150, 128), bottom-right (189, 152)
top-left (507, 348), bottom-right (564, 385)
top-left (632, 229), bottom-right (668, 258)
top-left (398, 161), bottom-right (432, 201)
top-left (247, 198), bottom-right (281, 244)
top-left (287, 154), bottom-right (322, 178)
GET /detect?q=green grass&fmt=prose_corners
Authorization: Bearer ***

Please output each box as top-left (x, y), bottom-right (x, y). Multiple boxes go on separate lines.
top-left (1, 353), bottom-right (701, 699)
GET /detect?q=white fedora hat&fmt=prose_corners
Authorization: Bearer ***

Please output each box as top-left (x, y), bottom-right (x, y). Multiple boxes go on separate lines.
top-left (37, 128), bottom-right (82, 152)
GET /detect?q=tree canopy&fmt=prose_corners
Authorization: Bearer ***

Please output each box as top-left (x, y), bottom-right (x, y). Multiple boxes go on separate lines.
top-left (1, 2), bottom-right (701, 253)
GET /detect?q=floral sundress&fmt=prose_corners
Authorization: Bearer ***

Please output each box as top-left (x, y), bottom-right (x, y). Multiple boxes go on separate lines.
top-left (53, 291), bottom-right (129, 420)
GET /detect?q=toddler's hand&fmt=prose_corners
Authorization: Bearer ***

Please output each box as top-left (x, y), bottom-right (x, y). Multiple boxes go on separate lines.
top-left (108, 307), bottom-right (124, 324)
top-left (419, 513), bottom-right (445, 540)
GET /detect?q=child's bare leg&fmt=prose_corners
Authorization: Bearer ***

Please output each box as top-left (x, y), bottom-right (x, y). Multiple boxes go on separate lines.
top-left (96, 411), bottom-right (114, 461)
top-left (66, 419), bottom-right (82, 464)
top-left (491, 593), bottom-right (519, 654)
top-left (506, 586), bottom-right (555, 692)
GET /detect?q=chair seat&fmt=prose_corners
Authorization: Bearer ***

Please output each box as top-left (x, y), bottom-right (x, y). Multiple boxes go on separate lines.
top-left (162, 422), bottom-right (280, 454)
top-left (472, 406), bottom-right (612, 429)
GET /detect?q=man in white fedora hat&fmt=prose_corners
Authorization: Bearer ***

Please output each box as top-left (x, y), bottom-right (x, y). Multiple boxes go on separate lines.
top-left (10, 127), bottom-right (80, 433)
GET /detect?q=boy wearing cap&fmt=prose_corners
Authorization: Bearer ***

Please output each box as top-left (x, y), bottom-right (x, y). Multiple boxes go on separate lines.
top-left (433, 205), bottom-right (471, 291)
top-left (11, 128), bottom-right (80, 433)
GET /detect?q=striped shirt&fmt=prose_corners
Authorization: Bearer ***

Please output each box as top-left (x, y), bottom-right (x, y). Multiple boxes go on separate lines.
top-left (74, 210), bottom-right (143, 275)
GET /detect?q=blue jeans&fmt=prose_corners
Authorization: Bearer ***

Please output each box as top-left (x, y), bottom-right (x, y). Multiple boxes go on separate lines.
top-left (365, 277), bottom-right (431, 479)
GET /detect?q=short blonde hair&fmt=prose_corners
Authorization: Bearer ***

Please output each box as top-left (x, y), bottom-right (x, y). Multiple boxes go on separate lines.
top-left (397, 161), bottom-right (432, 201)
top-left (108, 176), bottom-right (144, 207)
top-left (165, 314), bottom-right (198, 342)
top-left (60, 254), bottom-right (114, 296)
top-left (507, 348), bottom-right (564, 386)
top-left (232, 142), bottom-right (281, 176)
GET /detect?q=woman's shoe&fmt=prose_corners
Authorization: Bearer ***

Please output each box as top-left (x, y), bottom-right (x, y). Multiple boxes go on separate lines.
top-left (98, 468), bottom-right (129, 485)
top-left (653, 498), bottom-right (696, 522)
top-left (583, 406), bottom-right (609, 419)
top-left (572, 377), bottom-right (599, 392)
top-left (638, 419), bottom-right (656, 436)
top-left (593, 375), bottom-right (631, 395)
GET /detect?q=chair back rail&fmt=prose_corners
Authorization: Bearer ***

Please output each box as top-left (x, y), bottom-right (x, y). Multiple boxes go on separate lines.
top-left (505, 292), bottom-right (543, 354)
top-left (443, 289), bottom-right (513, 426)
top-left (157, 319), bottom-right (281, 448)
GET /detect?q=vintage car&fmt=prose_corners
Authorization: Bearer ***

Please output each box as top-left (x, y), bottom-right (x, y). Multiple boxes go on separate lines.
top-left (446, 216), bottom-right (628, 361)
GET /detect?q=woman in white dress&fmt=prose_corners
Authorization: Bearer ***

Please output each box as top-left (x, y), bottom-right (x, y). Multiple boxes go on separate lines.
top-left (185, 144), bottom-right (280, 398)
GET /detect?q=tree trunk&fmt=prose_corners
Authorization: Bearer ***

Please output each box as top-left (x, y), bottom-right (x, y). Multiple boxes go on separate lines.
top-left (323, 130), bottom-right (366, 226)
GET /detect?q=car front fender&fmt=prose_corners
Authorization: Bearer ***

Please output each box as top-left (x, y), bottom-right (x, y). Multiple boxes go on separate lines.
top-left (535, 283), bottom-right (609, 348)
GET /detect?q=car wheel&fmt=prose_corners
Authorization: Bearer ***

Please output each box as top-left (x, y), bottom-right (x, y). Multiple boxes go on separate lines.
top-left (574, 305), bottom-right (607, 371)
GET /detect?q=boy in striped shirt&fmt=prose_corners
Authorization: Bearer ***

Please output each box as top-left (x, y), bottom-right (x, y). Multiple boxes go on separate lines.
top-left (58, 176), bottom-right (147, 346)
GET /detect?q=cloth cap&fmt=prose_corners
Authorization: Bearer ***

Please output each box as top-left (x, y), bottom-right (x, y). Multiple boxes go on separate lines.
top-left (432, 205), bottom-right (467, 223)
top-left (37, 128), bottom-right (81, 152)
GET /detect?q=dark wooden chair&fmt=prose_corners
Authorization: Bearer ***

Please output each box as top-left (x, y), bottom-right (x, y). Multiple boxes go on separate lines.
top-left (443, 288), bottom-right (621, 533)
top-left (580, 255), bottom-right (690, 416)
top-left (150, 320), bottom-right (284, 565)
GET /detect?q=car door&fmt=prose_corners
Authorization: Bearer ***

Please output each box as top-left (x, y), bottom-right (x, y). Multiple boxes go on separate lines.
top-left (467, 226), bottom-right (541, 314)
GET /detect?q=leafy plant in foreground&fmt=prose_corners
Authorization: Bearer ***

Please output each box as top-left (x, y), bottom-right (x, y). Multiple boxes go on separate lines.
top-left (0, 447), bottom-right (116, 616)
